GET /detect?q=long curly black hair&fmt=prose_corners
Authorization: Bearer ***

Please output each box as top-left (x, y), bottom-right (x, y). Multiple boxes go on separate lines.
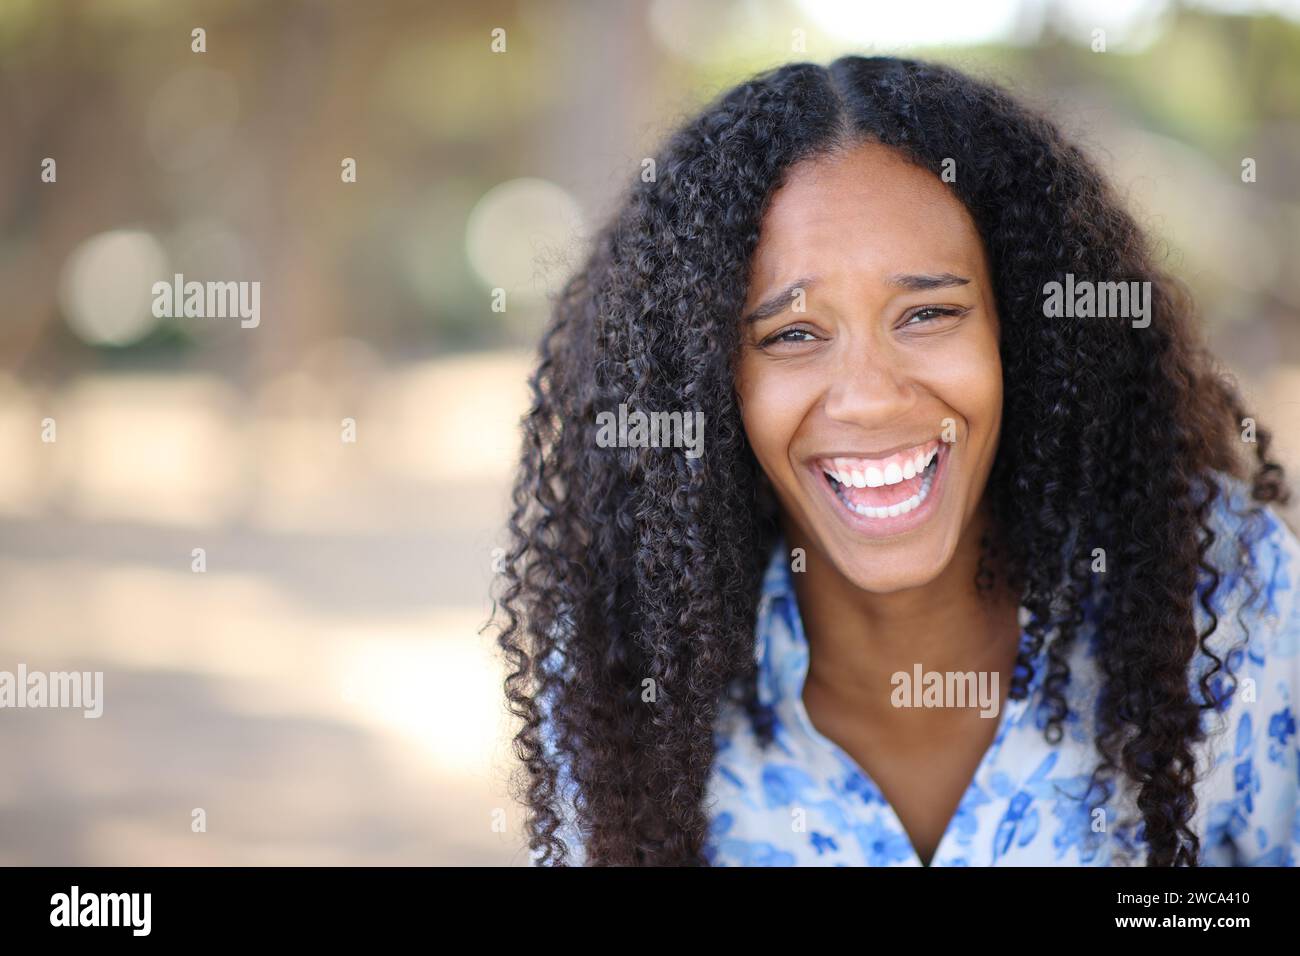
top-left (492, 55), bottom-right (1290, 866)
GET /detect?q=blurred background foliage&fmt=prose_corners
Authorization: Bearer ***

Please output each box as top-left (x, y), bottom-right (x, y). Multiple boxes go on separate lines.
top-left (0, 0), bottom-right (1296, 864)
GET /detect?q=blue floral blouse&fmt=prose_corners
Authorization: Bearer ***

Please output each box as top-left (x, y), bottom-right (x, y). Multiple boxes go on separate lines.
top-left (543, 477), bottom-right (1300, 866)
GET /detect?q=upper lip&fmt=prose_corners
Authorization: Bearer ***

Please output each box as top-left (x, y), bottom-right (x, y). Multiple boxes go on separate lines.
top-left (808, 439), bottom-right (938, 461)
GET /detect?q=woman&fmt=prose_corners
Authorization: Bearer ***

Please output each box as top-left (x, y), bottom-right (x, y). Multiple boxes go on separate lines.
top-left (494, 55), bottom-right (1299, 866)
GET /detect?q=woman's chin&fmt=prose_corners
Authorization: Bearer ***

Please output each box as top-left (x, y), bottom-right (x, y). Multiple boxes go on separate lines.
top-left (833, 549), bottom-right (954, 594)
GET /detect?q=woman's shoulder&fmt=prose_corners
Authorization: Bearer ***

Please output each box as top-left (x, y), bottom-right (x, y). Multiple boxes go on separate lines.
top-left (1197, 471), bottom-right (1299, 660)
top-left (1190, 471), bottom-right (1299, 864)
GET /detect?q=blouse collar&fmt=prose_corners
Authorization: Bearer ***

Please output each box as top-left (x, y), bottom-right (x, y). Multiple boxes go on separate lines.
top-left (753, 536), bottom-right (1051, 718)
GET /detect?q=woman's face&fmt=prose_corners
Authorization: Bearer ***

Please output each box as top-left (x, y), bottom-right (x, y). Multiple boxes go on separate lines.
top-left (735, 141), bottom-right (1003, 594)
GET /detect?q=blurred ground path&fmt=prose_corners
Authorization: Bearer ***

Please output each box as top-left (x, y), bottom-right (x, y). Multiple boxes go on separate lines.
top-left (0, 351), bottom-right (534, 865)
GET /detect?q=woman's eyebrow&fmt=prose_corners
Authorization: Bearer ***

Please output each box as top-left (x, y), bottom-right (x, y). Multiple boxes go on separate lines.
top-left (889, 272), bottom-right (971, 291)
top-left (742, 277), bottom-right (817, 324)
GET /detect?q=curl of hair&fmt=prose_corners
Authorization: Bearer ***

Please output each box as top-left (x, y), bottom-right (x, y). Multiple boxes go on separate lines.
top-left (492, 56), bottom-right (1290, 866)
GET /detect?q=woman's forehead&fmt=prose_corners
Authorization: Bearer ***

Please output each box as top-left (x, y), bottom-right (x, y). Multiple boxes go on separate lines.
top-left (748, 144), bottom-right (987, 294)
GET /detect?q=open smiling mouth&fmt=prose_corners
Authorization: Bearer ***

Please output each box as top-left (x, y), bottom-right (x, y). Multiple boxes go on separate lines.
top-left (812, 439), bottom-right (948, 529)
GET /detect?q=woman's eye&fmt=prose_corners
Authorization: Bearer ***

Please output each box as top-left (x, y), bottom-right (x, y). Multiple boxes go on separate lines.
top-left (760, 327), bottom-right (818, 347)
top-left (902, 307), bottom-right (967, 327)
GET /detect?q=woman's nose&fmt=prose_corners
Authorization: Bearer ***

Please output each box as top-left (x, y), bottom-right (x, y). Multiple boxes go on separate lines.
top-left (821, 343), bottom-right (915, 425)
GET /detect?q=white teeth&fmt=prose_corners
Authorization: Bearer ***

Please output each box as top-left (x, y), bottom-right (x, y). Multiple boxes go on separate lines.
top-left (819, 443), bottom-right (943, 513)
top-left (828, 460), bottom-right (936, 519)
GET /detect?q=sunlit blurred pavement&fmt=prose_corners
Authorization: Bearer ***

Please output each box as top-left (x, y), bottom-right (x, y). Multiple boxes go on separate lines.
top-left (0, 351), bottom-right (535, 864)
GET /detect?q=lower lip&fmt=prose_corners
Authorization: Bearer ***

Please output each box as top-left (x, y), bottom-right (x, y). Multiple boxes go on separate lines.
top-left (808, 444), bottom-right (950, 539)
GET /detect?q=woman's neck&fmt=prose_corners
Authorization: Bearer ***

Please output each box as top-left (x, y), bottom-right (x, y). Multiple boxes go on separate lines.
top-left (783, 505), bottom-right (1021, 733)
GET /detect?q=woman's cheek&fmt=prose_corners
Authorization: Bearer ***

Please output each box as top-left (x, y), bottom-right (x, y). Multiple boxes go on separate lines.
top-left (738, 366), bottom-right (808, 475)
top-left (930, 336), bottom-right (1002, 506)
top-left (932, 330), bottom-right (1002, 429)
top-left (741, 387), bottom-right (792, 469)
top-left (966, 334), bottom-right (1004, 438)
